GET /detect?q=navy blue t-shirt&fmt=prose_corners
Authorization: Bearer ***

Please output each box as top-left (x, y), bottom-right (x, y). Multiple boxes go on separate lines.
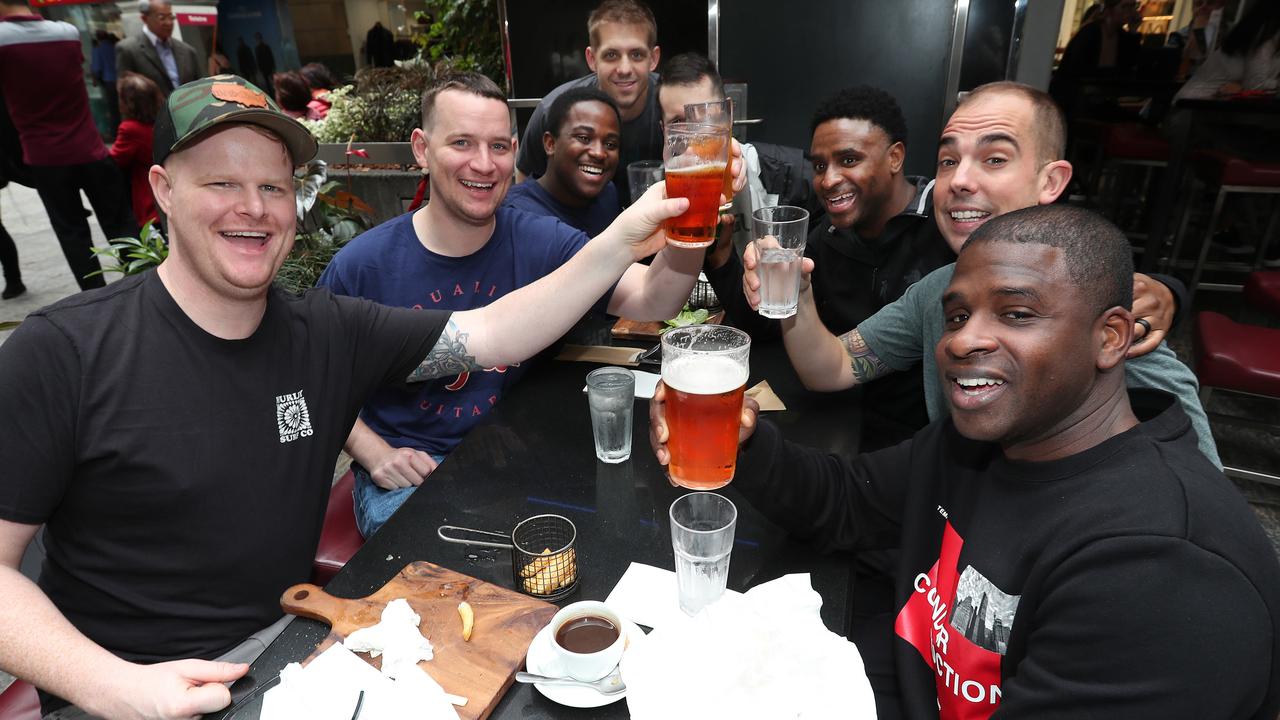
top-left (503, 178), bottom-right (622, 238)
top-left (318, 207), bottom-right (614, 456)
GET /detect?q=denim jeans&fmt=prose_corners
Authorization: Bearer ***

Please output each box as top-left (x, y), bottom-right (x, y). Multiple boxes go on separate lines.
top-left (352, 456), bottom-right (445, 539)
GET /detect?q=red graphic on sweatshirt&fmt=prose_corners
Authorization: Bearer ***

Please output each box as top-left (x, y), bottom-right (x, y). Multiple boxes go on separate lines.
top-left (894, 522), bottom-right (1004, 720)
top-left (442, 363), bottom-right (518, 392)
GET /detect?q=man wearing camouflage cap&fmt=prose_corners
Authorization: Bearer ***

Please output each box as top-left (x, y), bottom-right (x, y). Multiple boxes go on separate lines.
top-left (0, 75), bottom-right (692, 719)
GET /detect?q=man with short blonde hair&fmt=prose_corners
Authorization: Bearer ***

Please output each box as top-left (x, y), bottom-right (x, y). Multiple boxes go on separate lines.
top-left (517, 0), bottom-right (662, 200)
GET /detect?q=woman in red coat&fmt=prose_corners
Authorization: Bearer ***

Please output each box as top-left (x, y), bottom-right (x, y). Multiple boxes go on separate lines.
top-left (109, 72), bottom-right (163, 226)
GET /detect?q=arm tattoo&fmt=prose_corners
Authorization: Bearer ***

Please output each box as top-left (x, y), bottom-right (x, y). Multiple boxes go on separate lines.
top-left (408, 318), bottom-right (483, 382)
top-left (840, 328), bottom-right (892, 383)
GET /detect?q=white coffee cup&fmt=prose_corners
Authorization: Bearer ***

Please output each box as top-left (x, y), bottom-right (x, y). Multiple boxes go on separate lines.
top-left (541, 600), bottom-right (626, 681)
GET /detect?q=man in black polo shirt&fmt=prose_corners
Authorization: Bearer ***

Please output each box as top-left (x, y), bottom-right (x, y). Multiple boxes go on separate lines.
top-left (707, 85), bottom-right (955, 446)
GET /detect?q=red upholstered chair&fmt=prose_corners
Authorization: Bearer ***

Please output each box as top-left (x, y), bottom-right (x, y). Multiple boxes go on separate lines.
top-left (312, 469), bottom-right (363, 586)
top-left (0, 679), bottom-right (40, 720)
top-left (1193, 311), bottom-right (1280, 485)
top-left (1168, 150), bottom-right (1280, 296)
top-left (1091, 123), bottom-right (1170, 236)
top-left (1245, 271), bottom-right (1280, 317)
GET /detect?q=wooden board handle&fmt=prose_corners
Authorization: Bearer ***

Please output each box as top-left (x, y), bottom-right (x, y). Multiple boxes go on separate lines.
top-left (280, 583), bottom-right (347, 626)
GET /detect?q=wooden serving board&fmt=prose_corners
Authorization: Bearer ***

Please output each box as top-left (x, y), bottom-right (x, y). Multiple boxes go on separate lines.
top-left (611, 310), bottom-right (725, 341)
top-left (280, 561), bottom-right (556, 720)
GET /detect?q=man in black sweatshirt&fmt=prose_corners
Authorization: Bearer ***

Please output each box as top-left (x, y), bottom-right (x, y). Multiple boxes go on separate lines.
top-left (650, 204), bottom-right (1280, 719)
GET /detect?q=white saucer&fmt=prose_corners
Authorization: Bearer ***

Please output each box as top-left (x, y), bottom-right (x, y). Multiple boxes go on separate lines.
top-left (524, 619), bottom-right (645, 708)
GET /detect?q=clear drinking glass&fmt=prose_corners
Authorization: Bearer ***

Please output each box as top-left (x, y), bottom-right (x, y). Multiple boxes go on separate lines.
top-left (670, 492), bottom-right (737, 616)
top-left (586, 367), bottom-right (634, 463)
top-left (752, 205), bottom-right (810, 319)
top-left (627, 160), bottom-right (665, 205)
top-left (683, 99), bottom-right (734, 210)
top-left (660, 326), bottom-right (750, 489)
top-left (662, 122), bottom-right (731, 248)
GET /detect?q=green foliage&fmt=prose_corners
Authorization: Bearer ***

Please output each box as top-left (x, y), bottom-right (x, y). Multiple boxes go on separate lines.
top-left (413, 0), bottom-right (504, 86)
top-left (91, 220), bottom-right (169, 277)
top-left (302, 65), bottom-right (435, 144)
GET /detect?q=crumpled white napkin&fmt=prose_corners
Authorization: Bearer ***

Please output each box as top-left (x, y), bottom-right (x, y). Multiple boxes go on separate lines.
top-left (343, 598), bottom-right (433, 678)
top-left (621, 574), bottom-right (876, 719)
top-left (259, 642), bottom-right (459, 720)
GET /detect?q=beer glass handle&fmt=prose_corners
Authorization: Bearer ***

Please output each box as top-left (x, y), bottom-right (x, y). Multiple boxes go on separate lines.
top-left (437, 525), bottom-right (515, 549)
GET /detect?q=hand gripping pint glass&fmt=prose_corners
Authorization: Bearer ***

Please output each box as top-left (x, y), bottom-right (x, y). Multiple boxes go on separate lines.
top-left (661, 326), bottom-right (750, 489)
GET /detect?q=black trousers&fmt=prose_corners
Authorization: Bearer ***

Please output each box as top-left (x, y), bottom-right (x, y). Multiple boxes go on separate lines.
top-left (0, 219), bottom-right (18, 283)
top-left (29, 158), bottom-right (137, 291)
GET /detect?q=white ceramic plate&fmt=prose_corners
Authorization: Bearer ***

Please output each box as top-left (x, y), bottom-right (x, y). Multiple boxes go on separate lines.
top-left (523, 620), bottom-right (645, 708)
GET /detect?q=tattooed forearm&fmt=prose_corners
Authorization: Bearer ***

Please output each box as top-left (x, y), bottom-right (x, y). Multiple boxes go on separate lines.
top-left (840, 328), bottom-right (892, 384)
top-left (408, 319), bottom-right (483, 382)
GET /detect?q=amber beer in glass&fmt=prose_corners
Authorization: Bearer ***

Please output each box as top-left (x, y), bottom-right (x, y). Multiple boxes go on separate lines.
top-left (661, 326), bottom-right (750, 489)
top-left (683, 99), bottom-right (734, 210)
top-left (662, 123), bottom-right (730, 248)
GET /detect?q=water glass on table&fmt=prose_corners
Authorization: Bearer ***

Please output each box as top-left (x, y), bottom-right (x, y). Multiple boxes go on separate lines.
top-left (660, 326), bottom-right (750, 490)
top-left (683, 99), bottom-right (735, 211)
top-left (752, 205), bottom-right (810, 319)
top-left (662, 122), bottom-right (731, 248)
top-left (586, 366), bottom-right (635, 463)
top-left (627, 160), bottom-right (664, 205)
top-left (670, 492), bottom-right (737, 616)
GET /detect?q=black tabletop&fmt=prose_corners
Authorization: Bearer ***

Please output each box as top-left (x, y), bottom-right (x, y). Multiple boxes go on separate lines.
top-left (211, 330), bottom-right (862, 720)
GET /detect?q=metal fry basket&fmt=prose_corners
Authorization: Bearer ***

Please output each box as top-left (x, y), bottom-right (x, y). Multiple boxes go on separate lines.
top-left (437, 514), bottom-right (579, 601)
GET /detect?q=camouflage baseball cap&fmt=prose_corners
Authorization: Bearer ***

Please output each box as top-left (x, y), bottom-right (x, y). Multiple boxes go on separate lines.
top-left (153, 74), bottom-right (319, 166)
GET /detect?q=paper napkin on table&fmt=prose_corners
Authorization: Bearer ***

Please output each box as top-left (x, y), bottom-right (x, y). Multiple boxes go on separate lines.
top-left (605, 562), bottom-right (742, 631)
top-left (556, 345), bottom-right (643, 366)
top-left (259, 642), bottom-right (459, 720)
top-left (620, 573), bottom-right (876, 720)
top-left (745, 380), bottom-right (786, 412)
top-left (580, 370), bottom-right (662, 399)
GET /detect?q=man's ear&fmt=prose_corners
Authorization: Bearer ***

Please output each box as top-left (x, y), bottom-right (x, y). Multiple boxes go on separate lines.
top-left (149, 164), bottom-right (174, 216)
top-left (648, 45), bottom-right (660, 72)
top-left (410, 127), bottom-right (429, 172)
top-left (1097, 306), bottom-right (1132, 371)
top-left (1039, 159), bottom-right (1072, 205)
top-left (542, 131), bottom-right (555, 159)
top-left (585, 45), bottom-right (598, 73)
top-left (888, 141), bottom-right (906, 175)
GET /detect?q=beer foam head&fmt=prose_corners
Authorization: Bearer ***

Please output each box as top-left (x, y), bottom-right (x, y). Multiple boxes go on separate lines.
top-left (662, 355), bottom-right (748, 395)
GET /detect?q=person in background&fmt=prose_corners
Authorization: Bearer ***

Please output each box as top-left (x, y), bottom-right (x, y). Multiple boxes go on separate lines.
top-left (115, 0), bottom-right (201, 96)
top-left (254, 32), bottom-right (275, 94)
top-left (366, 21), bottom-right (394, 68)
top-left (300, 61), bottom-right (337, 119)
top-left (0, 0), bottom-right (137, 291)
top-left (1176, 0), bottom-right (1280, 101)
top-left (207, 40), bottom-right (232, 76)
top-left (89, 30), bottom-right (120, 134)
top-left (109, 72), bottom-right (163, 226)
top-left (503, 86), bottom-right (623, 237)
top-left (517, 0), bottom-right (663, 201)
top-left (1049, 0), bottom-right (1144, 120)
top-left (235, 36), bottom-right (257, 84)
top-left (273, 70), bottom-right (320, 121)
top-left (0, 92), bottom-right (26, 299)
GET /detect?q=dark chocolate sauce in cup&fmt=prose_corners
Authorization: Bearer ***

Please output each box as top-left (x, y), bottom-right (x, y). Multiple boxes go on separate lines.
top-left (554, 615), bottom-right (619, 654)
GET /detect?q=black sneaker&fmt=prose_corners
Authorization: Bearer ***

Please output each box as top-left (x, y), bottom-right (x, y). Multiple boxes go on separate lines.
top-left (2, 280), bottom-right (26, 300)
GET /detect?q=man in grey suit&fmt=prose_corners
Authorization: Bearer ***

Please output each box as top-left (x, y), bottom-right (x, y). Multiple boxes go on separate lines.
top-left (115, 0), bottom-right (200, 96)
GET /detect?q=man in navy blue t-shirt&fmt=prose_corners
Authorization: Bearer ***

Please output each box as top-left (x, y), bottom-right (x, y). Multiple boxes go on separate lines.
top-left (503, 86), bottom-right (623, 237)
top-left (320, 72), bottom-right (711, 537)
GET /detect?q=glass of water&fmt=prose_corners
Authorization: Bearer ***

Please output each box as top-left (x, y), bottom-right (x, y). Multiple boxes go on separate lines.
top-left (627, 160), bottom-right (665, 206)
top-left (669, 492), bottom-right (737, 615)
top-left (586, 367), bottom-right (635, 463)
top-left (751, 205), bottom-right (810, 319)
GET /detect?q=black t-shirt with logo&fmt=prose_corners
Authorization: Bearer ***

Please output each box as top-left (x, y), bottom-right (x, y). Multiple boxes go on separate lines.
top-left (0, 271), bottom-right (449, 663)
top-left (733, 391), bottom-right (1280, 719)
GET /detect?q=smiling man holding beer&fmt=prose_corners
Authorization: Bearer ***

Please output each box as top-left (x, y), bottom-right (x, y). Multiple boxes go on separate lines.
top-left (650, 204), bottom-right (1280, 720)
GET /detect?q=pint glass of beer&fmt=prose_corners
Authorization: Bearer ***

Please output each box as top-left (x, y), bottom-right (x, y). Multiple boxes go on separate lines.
top-left (660, 325), bottom-right (750, 489)
top-left (683, 99), bottom-right (734, 211)
top-left (662, 122), bottom-right (730, 248)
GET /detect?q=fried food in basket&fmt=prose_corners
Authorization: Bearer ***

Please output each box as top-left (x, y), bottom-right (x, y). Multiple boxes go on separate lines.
top-left (520, 547), bottom-right (577, 594)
